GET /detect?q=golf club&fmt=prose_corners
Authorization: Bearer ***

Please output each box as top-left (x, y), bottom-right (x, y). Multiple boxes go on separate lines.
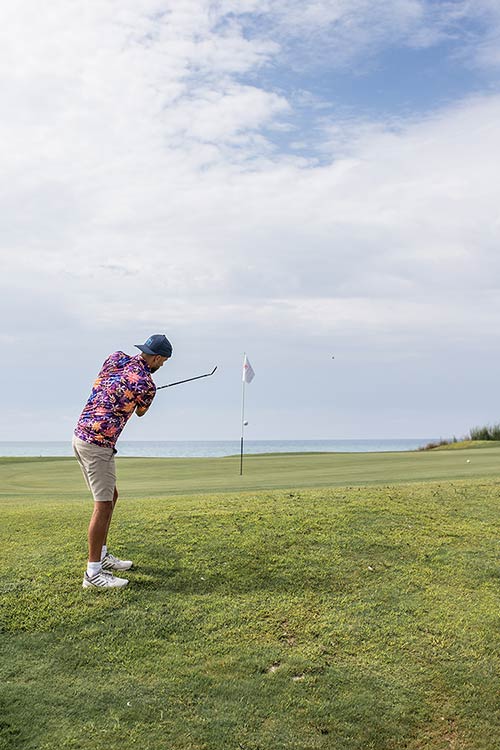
top-left (157, 366), bottom-right (218, 390)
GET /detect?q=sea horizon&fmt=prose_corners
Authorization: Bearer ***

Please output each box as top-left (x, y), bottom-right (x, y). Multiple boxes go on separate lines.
top-left (0, 438), bottom-right (434, 458)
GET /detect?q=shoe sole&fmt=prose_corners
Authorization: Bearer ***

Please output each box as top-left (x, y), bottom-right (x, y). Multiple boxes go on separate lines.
top-left (82, 580), bottom-right (129, 589)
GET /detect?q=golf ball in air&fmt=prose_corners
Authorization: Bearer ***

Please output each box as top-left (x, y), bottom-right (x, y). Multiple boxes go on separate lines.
top-left (243, 420), bottom-right (248, 426)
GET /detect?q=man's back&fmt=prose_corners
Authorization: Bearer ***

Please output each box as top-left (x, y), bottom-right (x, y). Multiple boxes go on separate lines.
top-left (75, 351), bottom-right (156, 447)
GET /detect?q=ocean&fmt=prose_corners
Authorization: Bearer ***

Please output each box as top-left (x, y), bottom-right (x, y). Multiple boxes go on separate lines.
top-left (0, 439), bottom-right (432, 458)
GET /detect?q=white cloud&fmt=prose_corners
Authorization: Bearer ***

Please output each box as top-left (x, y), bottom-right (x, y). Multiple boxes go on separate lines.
top-left (216, 0), bottom-right (453, 69)
top-left (216, 1), bottom-right (500, 71)
top-left (432, 0), bottom-right (500, 70)
top-left (1, 2), bottom-right (500, 439)
top-left (165, 84), bottom-right (289, 143)
top-left (3, 66), bottom-right (500, 342)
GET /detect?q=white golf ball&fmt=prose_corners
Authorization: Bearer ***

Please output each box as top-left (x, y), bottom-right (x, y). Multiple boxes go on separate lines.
top-left (466, 459), bottom-right (470, 463)
top-left (243, 420), bottom-right (248, 426)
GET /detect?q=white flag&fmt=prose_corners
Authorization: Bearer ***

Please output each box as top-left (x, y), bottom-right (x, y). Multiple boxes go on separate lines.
top-left (242, 354), bottom-right (255, 383)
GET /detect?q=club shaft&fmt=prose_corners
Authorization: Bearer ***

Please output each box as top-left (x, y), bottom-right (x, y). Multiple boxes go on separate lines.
top-left (157, 367), bottom-right (217, 390)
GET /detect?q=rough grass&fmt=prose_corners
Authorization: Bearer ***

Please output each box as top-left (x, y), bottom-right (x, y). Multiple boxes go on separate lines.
top-left (420, 423), bottom-right (500, 449)
top-left (1, 453), bottom-right (500, 749)
top-left (430, 440), bottom-right (500, 451)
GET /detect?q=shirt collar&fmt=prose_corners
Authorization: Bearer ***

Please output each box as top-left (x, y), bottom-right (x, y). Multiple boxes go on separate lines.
top-left (134, 353), bottom-right (153, 373)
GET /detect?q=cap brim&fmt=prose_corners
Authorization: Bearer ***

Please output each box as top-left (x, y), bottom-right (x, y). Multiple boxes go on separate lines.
top-left (135, 344), bottom-right (156, 355)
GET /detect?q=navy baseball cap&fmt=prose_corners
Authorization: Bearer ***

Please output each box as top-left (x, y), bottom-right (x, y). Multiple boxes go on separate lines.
top-left (135, 334), bottom-right (173, 358)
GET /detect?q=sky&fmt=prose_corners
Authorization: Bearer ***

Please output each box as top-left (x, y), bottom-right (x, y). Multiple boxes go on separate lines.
top-left (1, 0), bottom-right (500, 442)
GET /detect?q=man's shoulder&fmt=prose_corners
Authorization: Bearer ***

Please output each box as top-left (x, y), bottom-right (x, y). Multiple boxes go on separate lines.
top-left (97, 352), bottom-right (134, 380)
top-left (102, 351), bottom-right (129, 366)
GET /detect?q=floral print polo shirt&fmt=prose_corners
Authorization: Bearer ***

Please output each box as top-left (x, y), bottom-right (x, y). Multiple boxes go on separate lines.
top-left (74, 352), bottom-right (156, 448)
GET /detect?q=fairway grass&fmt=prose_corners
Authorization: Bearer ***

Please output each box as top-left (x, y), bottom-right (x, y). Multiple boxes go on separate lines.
top-left (1, 453), bottom-right (500, 749)
top-left (1, 443), bottom-right (500, 500)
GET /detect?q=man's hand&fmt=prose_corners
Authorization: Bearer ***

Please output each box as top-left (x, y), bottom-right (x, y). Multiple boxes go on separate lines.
top-left (135, 405), bottom-right (149, 417)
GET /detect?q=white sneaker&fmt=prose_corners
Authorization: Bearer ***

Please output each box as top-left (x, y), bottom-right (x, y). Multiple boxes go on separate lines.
top-left (82, 570), bottom-right (129, 589)
top-left (101, 552), bottom-right (133, 571)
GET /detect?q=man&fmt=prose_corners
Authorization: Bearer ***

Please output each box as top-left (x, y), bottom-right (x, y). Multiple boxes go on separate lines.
top-left (73, 334), bottom-right (172, 589)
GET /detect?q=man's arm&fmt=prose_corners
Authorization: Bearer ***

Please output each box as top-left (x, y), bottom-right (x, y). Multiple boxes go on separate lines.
top-left (134, 380), bottom-right (156, 418)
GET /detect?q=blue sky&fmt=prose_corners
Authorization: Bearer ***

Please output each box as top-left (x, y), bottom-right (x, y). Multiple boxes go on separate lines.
top-left (1, 1), bottom-right (500, 441)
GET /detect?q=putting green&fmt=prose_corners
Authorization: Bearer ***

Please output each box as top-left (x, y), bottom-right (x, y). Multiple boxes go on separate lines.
top-left (1, 443), bottom-right (499, 500)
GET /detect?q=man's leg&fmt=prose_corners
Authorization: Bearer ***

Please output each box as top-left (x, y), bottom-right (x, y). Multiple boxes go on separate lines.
top-left (100, 488), bottom-right (133, 571)
top-left (88, 500), bottom-right (114, 562)
top-left (74, 439), bottom-right (128, 588)
top-left (83, 499), bottom-right (129, 588)
top-left (101, 486), bottom-right (118, 549)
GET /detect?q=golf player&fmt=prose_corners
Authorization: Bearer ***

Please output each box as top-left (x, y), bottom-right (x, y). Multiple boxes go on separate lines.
top-left (73, 334), bottom-right (172, 589)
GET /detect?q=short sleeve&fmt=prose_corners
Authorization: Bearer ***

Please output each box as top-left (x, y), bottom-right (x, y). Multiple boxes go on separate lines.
top-left (135, 381), bottom-right (156, 409)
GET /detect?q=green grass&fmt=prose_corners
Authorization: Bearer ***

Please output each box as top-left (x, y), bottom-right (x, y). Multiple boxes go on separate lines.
top-left (1, 442), bottom-right (500, 501)
top-left (431, 440), bottom-right (500, 451)
top-left (1, 451), bottom-right (500, 749)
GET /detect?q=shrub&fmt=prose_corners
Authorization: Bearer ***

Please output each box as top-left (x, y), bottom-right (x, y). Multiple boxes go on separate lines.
top-left (419, 438), bottom-right (452, 451)
top-left (469, 424), bottom-right (500, 441)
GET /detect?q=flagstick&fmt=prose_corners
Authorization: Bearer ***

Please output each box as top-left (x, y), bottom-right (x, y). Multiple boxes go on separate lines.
top-left (240, 355), bottom-right (246, 476)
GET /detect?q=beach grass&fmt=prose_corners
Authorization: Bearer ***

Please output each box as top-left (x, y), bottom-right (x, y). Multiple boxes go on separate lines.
top-left (1, 450), bottom-right (500, 749)
top-left (431, 440), bottom-right (500, 451)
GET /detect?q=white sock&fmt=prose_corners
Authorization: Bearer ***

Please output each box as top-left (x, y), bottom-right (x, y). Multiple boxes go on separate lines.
top-left (87, 561), bottom-right (102, 578)
top-left (101, 545), bottom-right (107, 561)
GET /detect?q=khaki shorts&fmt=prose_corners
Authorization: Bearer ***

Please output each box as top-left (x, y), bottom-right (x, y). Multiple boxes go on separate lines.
top-left (72, 436), bottom-right (116, 502)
